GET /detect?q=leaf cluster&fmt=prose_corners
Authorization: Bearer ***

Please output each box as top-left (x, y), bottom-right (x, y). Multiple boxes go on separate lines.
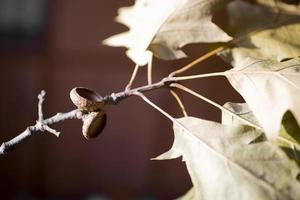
top-left (105, 0), bottom-right (300, 199)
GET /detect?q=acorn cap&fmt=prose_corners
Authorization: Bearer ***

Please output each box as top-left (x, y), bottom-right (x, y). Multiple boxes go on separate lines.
top-left (70, 87), bottom-right (104, 112)
top-left (82, 111), bottom-right (107, 139)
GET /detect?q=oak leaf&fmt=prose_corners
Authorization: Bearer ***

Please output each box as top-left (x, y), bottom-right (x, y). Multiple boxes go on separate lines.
top-left (224, 58), bottom-right (300, 139)
top-left (103, 0), bottom-right (232, 65)
top-left (154, 117), bottom-right (300, 200)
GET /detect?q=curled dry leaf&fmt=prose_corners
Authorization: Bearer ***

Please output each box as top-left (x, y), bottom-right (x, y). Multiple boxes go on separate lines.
top-left (219, 0), bottom-right (300, 66)
top-left (224, 58), bottom-right (300, 139)
top-left (103, 0), bottom-right (232, 65)
top-left (154, 117), bottom-right (300, 200)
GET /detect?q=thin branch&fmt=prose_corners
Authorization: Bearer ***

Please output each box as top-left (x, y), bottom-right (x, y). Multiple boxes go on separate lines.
top-left (0, 90), bottom-right (83, 155)
top-left (170, 83), bottom-right (262, 130)
top-left (1, 79), bottom-right (171, 155)
top-left (103, 77), bottom-right (170, 105)
top-left (104, 71), bottom-right (228, 105)
top-left (170, 89), bottom-right (188, 117)
top-left (4, 15), bottom-right (295, 155)
top-left (0, 109), bottom-right (82, 155)
top-left (38, 90), bottom-right (46, 121)
top-left (1, 72), bottom-right (226, 155)
top-left (37, 90), bottom-right (61, 137)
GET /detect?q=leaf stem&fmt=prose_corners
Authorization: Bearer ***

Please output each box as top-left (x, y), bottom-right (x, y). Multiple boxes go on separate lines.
top-left (170, 83), bottom-right (262, 130)
top-left (125, 64), bottom-right (140, 90)
top-left (104, 71), bottom-right (227, 105)
top-left (169, 46), bottom-right (227, 77)
top-left (134, 92), bottom-right (177, 123)
top-left (147, 53), bottom-right (153, 85)
top-left (170, 89), bottom-right (188, 117)
top-left (172, 72), bottom-right (226, 81)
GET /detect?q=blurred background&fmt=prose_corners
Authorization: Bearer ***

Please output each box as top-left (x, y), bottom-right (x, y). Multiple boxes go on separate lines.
top-left (0, 0), bottom-right (241, 199)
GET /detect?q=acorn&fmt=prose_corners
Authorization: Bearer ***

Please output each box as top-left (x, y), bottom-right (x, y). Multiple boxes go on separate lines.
top-left (70, 87), bottom-right (104, 112)
top-left (70, 87), bottom-right (107, 139)
top-left (82, 111), bottom-right (107, 139)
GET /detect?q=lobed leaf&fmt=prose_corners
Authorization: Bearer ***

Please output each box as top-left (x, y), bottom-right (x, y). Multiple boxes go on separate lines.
top-left (154, 116), bottom-right (300, 200)
top-left (224, 58), bottom-right (300, 139)
top-left (103, 0), bottom-right (232, 65)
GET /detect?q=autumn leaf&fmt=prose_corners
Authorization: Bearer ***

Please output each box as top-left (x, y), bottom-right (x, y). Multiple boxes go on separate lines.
top-left (154, 117), bottom-right (300, 200)
top-left (220, 0), bottom-right (300, 66)
top-left (224, 58), bottom-right (300, 139)
top-left (103, 0), bottom-right (232, 65)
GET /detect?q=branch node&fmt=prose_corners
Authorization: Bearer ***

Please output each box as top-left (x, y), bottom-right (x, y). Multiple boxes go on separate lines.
top-left (36, 121), bottom-right (60, 137)
top-left (104, 93), bottom-right (120, 105)
top-left (36, 121), bottom-right (43, 130)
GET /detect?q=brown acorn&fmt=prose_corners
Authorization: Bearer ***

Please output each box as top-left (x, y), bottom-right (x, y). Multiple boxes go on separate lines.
top-left (82, 111), bottom-right (107, 139)
top-left (70, 87), bottom-right (104, 112)
top-left (70, 87), bottom-right (107, 139)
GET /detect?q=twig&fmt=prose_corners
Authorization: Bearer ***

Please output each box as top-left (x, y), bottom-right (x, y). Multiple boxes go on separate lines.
top-left (103, 77), bottom-right (171, 105)
top-left (103, 71), bottom-right (227, 105)
top-left (5, 13), bottom-right (294, 156)
top-left (0, 71), bottom-right (226, 155)
top-left (38, 90), bottom-right (46, 121)
top-left (0, 108), bottom-right (82, 155)
top-left (0, 90), bottom-right (83, 155)
top-left (37, 90), bottom-right (61, 137)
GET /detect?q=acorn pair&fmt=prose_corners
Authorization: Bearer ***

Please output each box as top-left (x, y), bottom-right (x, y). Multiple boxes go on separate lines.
top-left (70, 87), bottom-right (107, 139)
